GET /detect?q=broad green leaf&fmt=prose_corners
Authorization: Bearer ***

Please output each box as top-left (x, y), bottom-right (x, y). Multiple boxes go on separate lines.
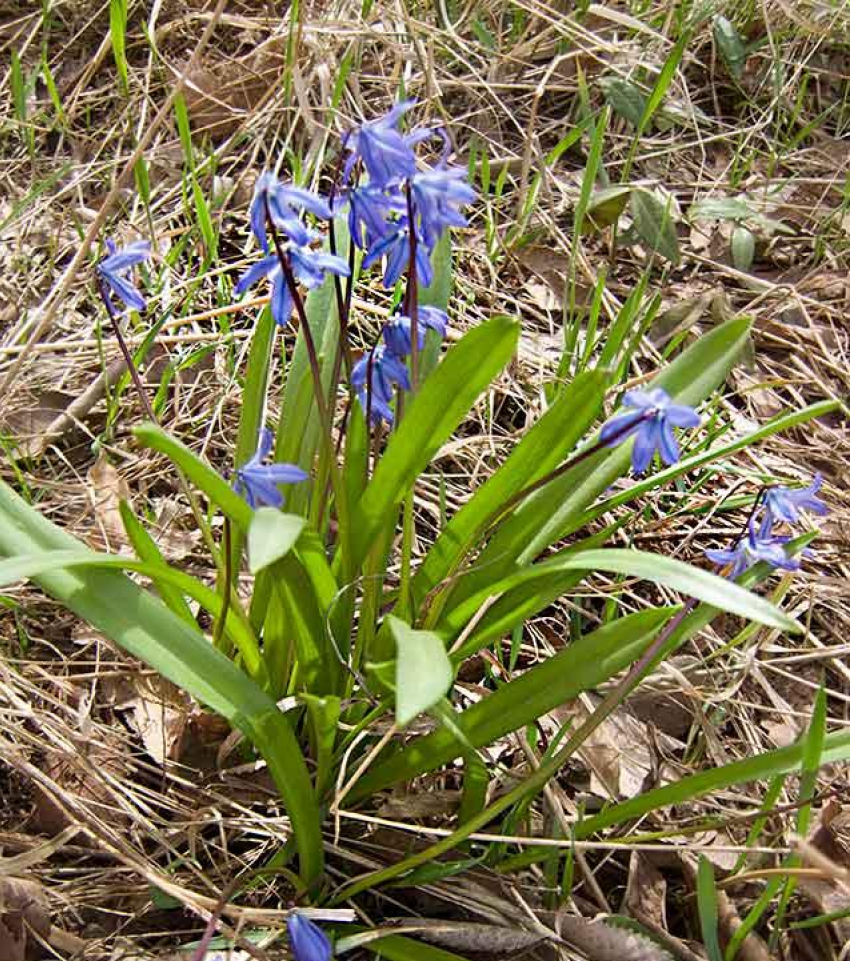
top-left (352, 316), bottom-right (519, 569)
top-left (450, 315), bottom-right (753, 608)
top-left (630, 188), bottom-right (681, 265)
top-left (413, 369), bottom-right (608, 604)
top-left (248, 509), bottom-right (305, 574)
top-left (713, 15), bottom-right (747, 80)
top-left (441, 547), bottom-right (798, 638)
top-left (0, 479), bottom-right (322, 885)
top-left (134, 423), bottom-right (254, 532)
top-left (604, 78), bottom-right (646, 126)
top-left (109, 0), bottom-right (129, 92)
top-left (689, 197), bottom-right (753, 222)
top-left (731, 226), bottom-right (755, 271)
top-left (389, 616), bottom-right (454, 727)
top-left (353, 608), bottom-right (672, 800)
top-left (583, 186), bottom-right (631, 232)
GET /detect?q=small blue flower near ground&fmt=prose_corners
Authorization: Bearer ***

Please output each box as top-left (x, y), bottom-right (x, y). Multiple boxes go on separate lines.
top-left (705, 517), bottom-right (806, 579)
top-left (97, 238), bottom-right (151, 315)
top-left (233, 428), bottom-right (307, 509)
top-left (287, 912), bottom-right (332, 961)
top-left (351, 346), bottom-right (411, 424)
top-left (763, 473), bottom-right (827, 526)
top-left (600, 386), bottom-right (700, 473)
top-left (383, 306), bottom-right (448, 356)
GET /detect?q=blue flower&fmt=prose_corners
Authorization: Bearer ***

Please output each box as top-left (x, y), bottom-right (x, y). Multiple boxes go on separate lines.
top-left (343, 183), bottom-right (403, 250)
top-left (97, 238), bottom-right (151, 314)
top-left (383, 306), bottom-right (448, 356)
top-left (233, 428), bottom-right (307, 509)
top-left (344, 100), bottom-right (423, 188)
top-left (599, 387), bottom-right (700, 473)
top-left (763, 474), bottom-right (827, 526)
top-left (287, 913), bottom-right (332, 961)
top-left (362, 216), bottom-right (433, 289)
top-left (705, 517), bottom-right (806, 579)
top-left (249, 171), bottom-right (331, 252)
top-left (234, 246), bottom-right (349, 327)
top-left (351, 345), bottom-right (411, 424)
top-left (411, 165), bottom-right (476, 248)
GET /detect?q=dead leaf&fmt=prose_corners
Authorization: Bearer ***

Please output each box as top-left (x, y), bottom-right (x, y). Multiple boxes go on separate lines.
top-left (120, 675), bottom-right (190, 766)
top-left (0, 876), bottom-right (51, 960)
top-left (558, 913), bottom-right (677, 961)
top-left (624, 852), bottom-right (667, 929)
top-left (797, 802), bottom-right (850, 944)
top-left (87, 454), bottom-right (132, 552)
top-left (400, 919), bottom-right (544, 954)
top-left (2, 390), bottom-right (77, 459)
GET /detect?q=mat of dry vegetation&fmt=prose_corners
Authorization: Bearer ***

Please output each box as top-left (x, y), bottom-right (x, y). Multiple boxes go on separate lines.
top-left (0, 1), bottom-right (849, 959)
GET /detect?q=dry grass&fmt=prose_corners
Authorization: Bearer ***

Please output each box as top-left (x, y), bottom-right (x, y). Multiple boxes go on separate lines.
top-left (1, 0), bottom-right (849, 958)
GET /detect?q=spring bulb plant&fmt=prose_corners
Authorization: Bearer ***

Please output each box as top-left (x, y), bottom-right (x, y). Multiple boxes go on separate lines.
top-left (0, 98), bottom-right (837, 926)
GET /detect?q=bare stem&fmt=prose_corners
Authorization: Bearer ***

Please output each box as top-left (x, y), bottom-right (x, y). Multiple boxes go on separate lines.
top-left (404, 183), bottom-right (420, 389)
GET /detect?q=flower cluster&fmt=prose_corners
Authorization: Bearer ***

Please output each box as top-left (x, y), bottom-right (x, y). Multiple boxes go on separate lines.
top-left (706, 474), bottom-right (827, 578)
top-left (234, 173), bottom-right (350, 327)
top-left (341, 100), bottom-right (476, 289)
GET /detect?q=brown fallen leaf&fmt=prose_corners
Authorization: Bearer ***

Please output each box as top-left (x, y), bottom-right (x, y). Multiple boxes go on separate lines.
top-left (123, 674), bottom-right (190, 766)
top-left (796, 801), bottom-right (850, 944)
top-left (87, 453), bottom-right (132, 552)
top-left (2, 389), bottom-right (78, 459)
top-left (0, 876), bottom-right (51, 961)
top-left (558, 913), bottom-right (678, 961)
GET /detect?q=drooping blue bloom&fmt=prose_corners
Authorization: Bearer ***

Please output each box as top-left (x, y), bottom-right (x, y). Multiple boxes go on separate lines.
top-left (383, 306), bottom-right (448, 356)
top-left (249, 171), bottom-right (331, 252)
top-left (233, 428), bottom-right (307, 509)
top-left (344, 100), bottom-right (424, 187)
top-left (600, 387), bottom-right (700, 473)
top-left (287, 913), bottom-right (332, 961)
top-left (234, 246), bottom-right (349, 327)
top-left (411, 165), bottom-right (477, 248)
top-left (351, 345), bottom-right (411, 424)
top-left (763, 473), bottom-right (827, 526)
top-left (343, 182), bottom-right (403, 250)
top-left (97, 238), bottom-right (151, 314)
top-left (362, 216), bottom-right (433, 289)
top-left (705, 517), bottom-right (807, 579)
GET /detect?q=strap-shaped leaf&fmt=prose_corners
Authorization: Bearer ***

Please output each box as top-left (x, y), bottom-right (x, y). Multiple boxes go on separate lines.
top-left (451, 315), bottom-right (753, 608)
top-left (413, 368), bottom-right (608, 603)
top-left (351, 315), bottom-right (519, 569)
top-left (0, 480), bottom-right (323, 886)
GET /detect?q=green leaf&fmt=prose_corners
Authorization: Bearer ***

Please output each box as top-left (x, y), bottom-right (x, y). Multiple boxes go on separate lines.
top-left (414, 369), bottom-right (608, 604)
top-left (583, 186), bottom-right (632, 232)
top-left (109, 0), bottom-right (129, 93)
top-left (389, 616), bottom-right (454, 728)
top-left (134, 423), bottom-right (254, 532)
top-left (450, 315), bottom-right (754, 608)
top-left (604, 78), bottom-right (646, 126)
top-left (630, 188), bottom-right (681, 265)
top-left (731, 226), bottom-right (755, 271)
top-left (353, 316), bottom-right (519, 570)
top-left (0, 480), bottom-right (322, 886)
top-left (688, 197), bottom-right (753, 223)
top-left (248, 509), bottom-right (305, 574)
top-left (713, 15), bottom-right (747, 80)
top-left (353, 608), bottom-right (672, 800)
top-left (697, 858), bottom-right (724, 961)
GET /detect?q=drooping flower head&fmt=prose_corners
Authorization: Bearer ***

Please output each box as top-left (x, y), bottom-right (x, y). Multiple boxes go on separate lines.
top-left (351, 345), bottom-right (411, 425)
top-left (96, 238), bottom-right (151, 316)
top-left (249, 171), bottom-right (332, 252)
top-left (362, 215), bottom-right (433, 289)
top-left (344, 99), bottom-right (422, 187)
top-left (763, 473), bottom-right (827, 527)
top-left (233, 428), bottom-right (307, 509)
top-left (383, 306), bottom-right (448, 357)
top-left (233, 244), bottom-right (349, 327)
top-left (287, 913), bottom-right (332, 961)
top-left (599, 386), bottom-right (700, 473)
top-left (411, 165), bottom-right (477, 249)
top-left (705, 517), bottom-right (807, 580)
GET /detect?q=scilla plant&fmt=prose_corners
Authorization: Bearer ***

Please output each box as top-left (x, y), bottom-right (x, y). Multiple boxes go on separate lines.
top-left (0, 101), bottom-right (843, 942)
